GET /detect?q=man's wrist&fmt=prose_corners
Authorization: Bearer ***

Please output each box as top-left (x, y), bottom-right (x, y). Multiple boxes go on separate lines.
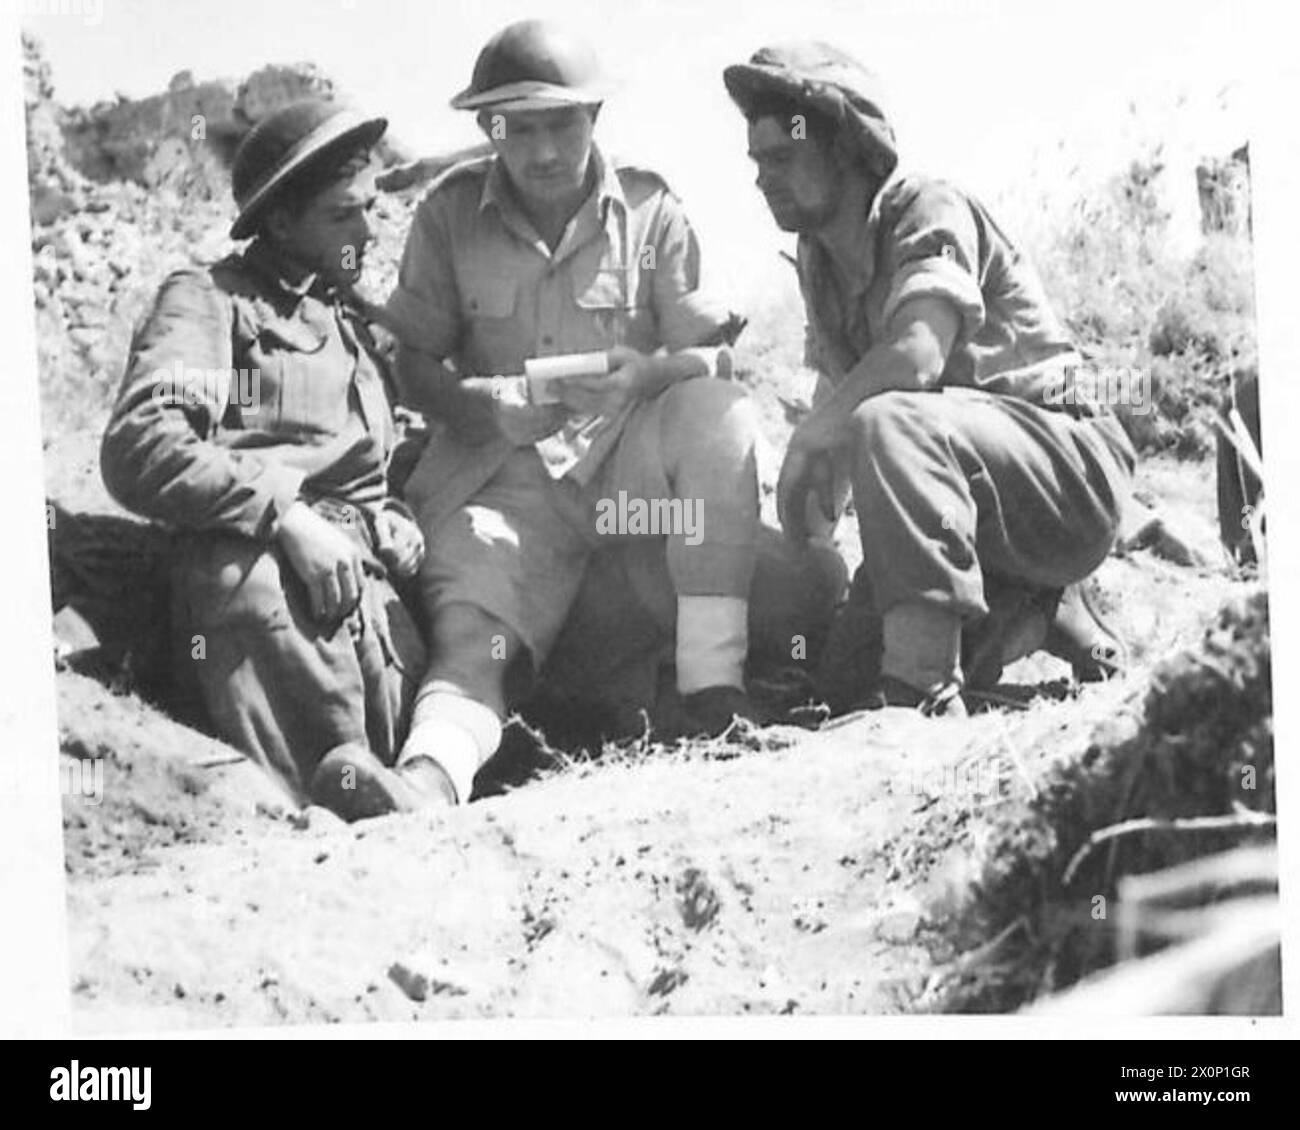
top-left (638, 351), bottom-right (711, 399)
top-left (269, 499), bottom-right (312, 542)
top-left (798, 401), bottom-right (852, 452)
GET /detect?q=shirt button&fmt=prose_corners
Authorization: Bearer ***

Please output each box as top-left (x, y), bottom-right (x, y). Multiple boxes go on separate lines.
top-left (542, 335), bottom-right (554, 347)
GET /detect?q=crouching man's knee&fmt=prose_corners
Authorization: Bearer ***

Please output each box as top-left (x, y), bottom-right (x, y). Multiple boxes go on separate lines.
top-left (844, 392), bottom-right (957, 511)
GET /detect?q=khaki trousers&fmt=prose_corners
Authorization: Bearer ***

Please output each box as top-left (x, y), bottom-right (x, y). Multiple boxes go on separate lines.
top-left (170, 507), bottom-right (426, 801)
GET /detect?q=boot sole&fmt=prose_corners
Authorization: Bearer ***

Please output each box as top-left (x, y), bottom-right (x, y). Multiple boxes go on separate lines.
top-left (309, 748), bottom-right (412, 822)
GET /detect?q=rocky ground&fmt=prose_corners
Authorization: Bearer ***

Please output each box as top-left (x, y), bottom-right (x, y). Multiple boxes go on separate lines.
top-left (28, 38), bottom-right (1275, 1026)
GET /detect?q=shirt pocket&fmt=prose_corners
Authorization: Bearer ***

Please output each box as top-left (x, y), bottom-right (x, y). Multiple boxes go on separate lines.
top-left (573, 264), bottom-right (651, 348)
top-left (463, 273), bottom-right (523, 372)
top-left (251, 311), bottom-right (343, 437)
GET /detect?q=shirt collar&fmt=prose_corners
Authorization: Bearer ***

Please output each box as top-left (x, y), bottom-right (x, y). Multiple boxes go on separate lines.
top-left (845, 167), bottom-right (895, 296)
top-left (862, 164), bottom-right (904, 247)
top-left (592, 147), bottom-right (627, 214)
top-left (801, 165), bottom-right (905, 298)
top-left (241, 238), bottom-right (376, 320)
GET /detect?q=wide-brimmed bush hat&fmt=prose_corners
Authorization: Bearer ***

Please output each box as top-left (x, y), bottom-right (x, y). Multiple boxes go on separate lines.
top-left (724, 42), bottom-right (898, 178)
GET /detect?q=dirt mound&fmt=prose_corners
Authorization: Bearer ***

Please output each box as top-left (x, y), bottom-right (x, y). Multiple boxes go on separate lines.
top-left (58, 705), bottom-right (1038, 1027)
top-left (59, 489), bottom-right (1251, 1025)
top-left (59, 670), bottom-right (290, 884)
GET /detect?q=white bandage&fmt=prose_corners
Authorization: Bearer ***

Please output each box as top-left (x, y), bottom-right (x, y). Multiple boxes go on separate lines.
top-left (398, 691), bottom-right (502, 805)
top-left (676, 595), bottom-right (749, 694)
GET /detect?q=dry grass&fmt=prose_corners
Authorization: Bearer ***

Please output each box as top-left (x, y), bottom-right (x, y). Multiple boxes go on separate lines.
top-left (1015, 151), bottom-right (1256, 458)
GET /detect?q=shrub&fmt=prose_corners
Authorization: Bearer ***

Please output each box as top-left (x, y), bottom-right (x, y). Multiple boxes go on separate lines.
top-left (1027, 151), bottom-right (1256, 459)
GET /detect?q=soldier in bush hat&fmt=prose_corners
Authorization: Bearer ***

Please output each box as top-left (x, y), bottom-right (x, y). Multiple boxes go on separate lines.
top-left (724, 42), bottom-right (1138, 716)
top-left (335, 19), bottom-right (843, 819)
top-left (101, 98), bottom-right (429, 817)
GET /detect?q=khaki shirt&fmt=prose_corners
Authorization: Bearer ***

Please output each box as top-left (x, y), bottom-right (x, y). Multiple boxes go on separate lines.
top-left (798, 169), bottom-right (1084, 410)
top-left (102, 240), bottom-right (397, 541)
top-left (384, 147), bottom-right (731, 517)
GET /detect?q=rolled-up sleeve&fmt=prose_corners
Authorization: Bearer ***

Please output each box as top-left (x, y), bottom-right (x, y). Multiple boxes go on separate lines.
top-left (383, 193), bottom-right (464, 358)
top-left (881, 181), bottom-right (985, 340)
top-left (100, 269), bottom-right (304, 540)
top-left (650, 194), bottom-right (737, 350)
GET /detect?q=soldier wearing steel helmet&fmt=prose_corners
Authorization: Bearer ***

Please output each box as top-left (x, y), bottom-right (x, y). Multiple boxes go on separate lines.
top-left (100, 99), bottom-right (428, 813)
top-left (323, 20), bottom-right (843, 818)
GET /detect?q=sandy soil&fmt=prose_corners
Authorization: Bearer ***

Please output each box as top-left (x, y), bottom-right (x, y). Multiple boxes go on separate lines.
top-left (58, 456), bottom-right (1245, 1029)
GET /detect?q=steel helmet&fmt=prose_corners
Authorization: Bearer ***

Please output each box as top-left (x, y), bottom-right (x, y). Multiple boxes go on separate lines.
top-left (230, 99), bottom-right (386, 239)
top-left (451, 19), bottom-right (610, 112)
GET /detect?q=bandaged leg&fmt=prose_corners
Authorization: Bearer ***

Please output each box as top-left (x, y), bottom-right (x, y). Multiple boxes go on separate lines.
top-left (657, 381), bottom-right (760, 695)
top-left (397, 685), bottom-right (502, 805)
top-left (676, 595), bottom-right (749, 694)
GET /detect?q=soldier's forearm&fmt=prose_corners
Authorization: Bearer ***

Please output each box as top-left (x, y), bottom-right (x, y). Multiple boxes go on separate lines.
top-left (102, 357), bottom-right (303, 540)
top-left (100, 403), bottom-right (304, 541)
top-left (639, 346), bottom-right (731, 399)
top-left (830, 296), bottom-right (960, 418)
top-left (394, 343), bottom-right (461, 418)
top-left (836, 341), bottom-right (931, 409)
top-left (395, 345), bottom-right (505, 442)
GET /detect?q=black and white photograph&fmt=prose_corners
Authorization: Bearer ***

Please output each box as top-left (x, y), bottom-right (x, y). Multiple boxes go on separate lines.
top-left (1, 0), bottom-right (1294, 1048)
